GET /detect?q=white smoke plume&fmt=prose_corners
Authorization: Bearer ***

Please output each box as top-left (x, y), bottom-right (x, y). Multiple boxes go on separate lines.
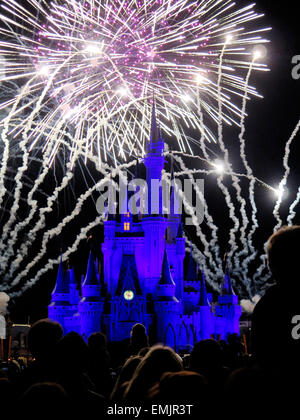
top-left (240, 294), bottom-right (261, 314)
top-left (0, 292), bottom-right (9, 315)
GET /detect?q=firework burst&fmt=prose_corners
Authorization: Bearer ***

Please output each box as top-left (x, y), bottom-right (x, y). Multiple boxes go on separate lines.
top-left (0, 0), bottom-right (269, 164)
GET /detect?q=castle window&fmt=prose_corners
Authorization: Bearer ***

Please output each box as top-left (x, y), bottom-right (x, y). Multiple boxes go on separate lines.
top-left (124, 222), bottom-right (130, 231)
top-left (125, 212), bottom-right (130, 218)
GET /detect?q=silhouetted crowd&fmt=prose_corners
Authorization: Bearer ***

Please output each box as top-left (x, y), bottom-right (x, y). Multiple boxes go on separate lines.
top-left (2, 225), bottom-right (300, 418)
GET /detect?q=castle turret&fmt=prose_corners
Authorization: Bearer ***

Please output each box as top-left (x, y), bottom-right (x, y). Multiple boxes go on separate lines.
top-left (157, 248), bottom-right (177, 300)
top-left (183, 247), bottom-right (200, 313)
top-left (155, 249), bottom-right (181, 347)
top-left (174, 223), bottom-right (185, 299)
top-left (215, 265), bottom-right (241, 338)
top-left (78, 251), bottom-right (104, 339)
top-left (69, 267), bottom-right (80, 306)
top-left (48, 256), bottom-right (71, 333)
top-left (198, 270), bottom-right (213, 340)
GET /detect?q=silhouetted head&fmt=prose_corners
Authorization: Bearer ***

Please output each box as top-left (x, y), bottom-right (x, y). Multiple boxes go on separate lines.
top-left (155, 371), bottom-right (207, 401)
top-left (130, 323), bottom-right (146, 339)
top-left (110, 356), bottom-right (142, 400)
top-left (124, 345), bottom-right (183, 400)
top-left (267, 225), bottom-right (300, 285)
top-left (28, 319), bottom-right (63, 361)
top-left (190, 339), bottom-right (222, 374)
top-left (130, 323), bottom-right (149, 350)
top-left (56, 331), bottom-right (88, 370)
top-left (88, 332), bottom-right (107, 352)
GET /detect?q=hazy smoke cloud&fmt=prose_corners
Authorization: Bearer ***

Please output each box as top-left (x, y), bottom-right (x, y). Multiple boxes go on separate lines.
top-left (0, 292), bottom-right (10, 315)
top-left (240, 294), bottom-right (261, 314)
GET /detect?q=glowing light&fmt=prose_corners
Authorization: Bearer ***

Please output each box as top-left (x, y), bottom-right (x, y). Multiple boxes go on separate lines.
top-left (226, 34), bottom-right (233, 43)
top-left (253, 50), bottom-right (262, 60)
top-left (213, 160), bottom-right (226, 174)
top-left (253, 45), bottom-right (268, 60)
top-left (37, 65), bottom-right (50, 76)
top-left (274, 185), bottom-right (288, 200)
top-left (182, 94), bottom-right (192, 103)
top-left (117, 87), bottom-right (129, 97)
top-left (84, 44), bottom-right (102, 55)
top-left (123, 290), bottom-right (134, 301)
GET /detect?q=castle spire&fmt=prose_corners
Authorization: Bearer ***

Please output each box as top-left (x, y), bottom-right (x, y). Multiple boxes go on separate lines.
top-left (53, 255), bottom-right (69, 294)
top-left (176, 222), bottom-right (183, 238)
top-left (222, 264), bottom-right (235, 295)
top-left (159, 248), bottom-right (175, 285)
top-left (186, 246), bottom-right (198, 281)
top-left (199, 270), bottom-right (210, 306)
top-left (83, 251), bottom-right (100, 286)
top-left (150, 97), bottom-right (160, 144)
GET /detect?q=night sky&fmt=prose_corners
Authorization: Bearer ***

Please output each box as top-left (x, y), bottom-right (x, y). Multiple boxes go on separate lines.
top-left (2, 0), bottom-right (300, 322)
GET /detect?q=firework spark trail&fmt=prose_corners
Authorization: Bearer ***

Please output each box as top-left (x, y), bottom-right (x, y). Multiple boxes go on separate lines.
top-left (273, 117), bottom-right (300, 230)
top-left (3, 160), bottom-right (136, 289)
top-left (10, 214), bottom-right (105, 297)
top-left (0, 137), bottom-right (57, 269)
top-left (2, 123), bottom-right (106, 280)
top-left (172, 151), bottom-right (273, 190)
top-left (0, 50), bottom-right (82, 262)
top-left (252, 118), bottom-right (300, 288)
top-left (3, 175), bottom-right (111, 290)
top-left (0, 0), bottom-right (269, 162)
top-left (172, 152), bottom-right (223, 275)
top-left (2, 164), bottom-right (76, 284)
top-left (216, 41), bottom-right (240, 266)
top-left (0, 78), bottom-right (35, 211)
top-left (236, 57), bottom-right (261, 291)
top-left (214, 41), bottom-right (255, 297)
top-left (287, 186), bottom-right (300, 225)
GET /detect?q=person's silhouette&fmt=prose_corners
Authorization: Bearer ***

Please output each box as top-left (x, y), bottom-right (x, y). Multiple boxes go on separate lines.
top-left (252, 226), bottom-right (300, 382)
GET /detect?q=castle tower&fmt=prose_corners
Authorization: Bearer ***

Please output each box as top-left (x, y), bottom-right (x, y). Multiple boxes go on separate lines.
top-left (167, 156), bottom-right (181, 239)
top-left (64, 267), bottom-right (81, 334)
top-left (198, 270), bottom-right (213, 340)
top-left (155, 249), bottom-right (181, 348)
top-left (78, 251), bottom-right (104, 340)
top-left (48, 256), bottom-right (71, 334)
top-left (142, 101), bottom-right (167, 295)
top-left (183, 247), bottom-right (200, 313)
top-left (69, 267), bottom-right (80, 306)
top-left (143, 100), bottom-right (165, 215)
top-left (215, 265), bottom-right (242, 338)
top-left (174, 223), bottom-right (185, 299)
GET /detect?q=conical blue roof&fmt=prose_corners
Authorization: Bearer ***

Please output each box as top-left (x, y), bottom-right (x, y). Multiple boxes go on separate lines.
top-left (199, 272), bottom-right (210, 306)
top-left (159, 249), bottom-right (175, 285)
top-left (68, 267), bottom-right (76, 285)
top-left (176, 223), bottom-right (183, 238)
top-left (53, 256), bottom-right (69, 294)
top-left (83, 251), bottom-right (100, 286)
top-left (222, 266), bottom-right (235, 295)
top-left (186, 247), bottom-right (197, 281)
top-left (151, 100), bottom-right (160, 143)
top-left (116, 253), bottom-right (142, 295)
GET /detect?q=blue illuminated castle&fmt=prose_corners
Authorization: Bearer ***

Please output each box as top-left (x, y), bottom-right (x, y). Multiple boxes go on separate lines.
top-left (48, 105), bottom-right (242, 349)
